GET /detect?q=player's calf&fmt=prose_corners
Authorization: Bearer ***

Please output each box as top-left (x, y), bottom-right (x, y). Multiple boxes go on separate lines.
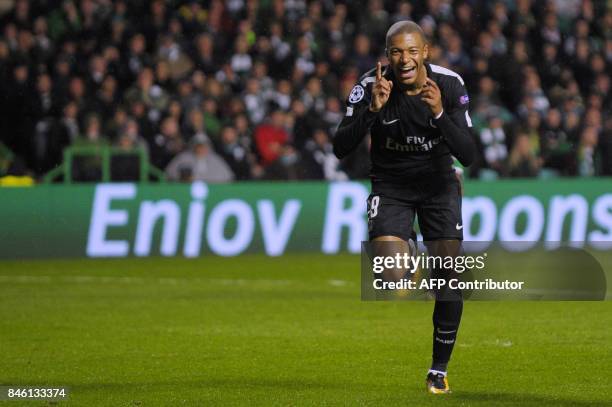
top-left (426, 239), bottom-right (464, 382)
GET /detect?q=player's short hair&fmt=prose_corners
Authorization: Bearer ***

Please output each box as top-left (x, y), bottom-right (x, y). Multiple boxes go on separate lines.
top-left (385, 20), bottom-right (426, 49)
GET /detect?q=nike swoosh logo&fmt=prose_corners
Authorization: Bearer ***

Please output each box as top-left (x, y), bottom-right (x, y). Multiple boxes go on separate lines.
top-left (456, 223), bottom-right (463, 230)
top-left (382, 118), bottom-right (399, 125)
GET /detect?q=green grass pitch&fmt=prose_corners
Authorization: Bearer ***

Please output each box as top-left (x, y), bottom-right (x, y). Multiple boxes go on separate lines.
top-left (0, 254), bottom-right (611, 406)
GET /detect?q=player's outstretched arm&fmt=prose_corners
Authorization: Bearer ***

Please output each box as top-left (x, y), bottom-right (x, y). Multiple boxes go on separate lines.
top-left (333, 105), bottom-right (377, 159)
top-left (422, 78), bottom-right (476, 167)
top-left (333, 62), bottom-right (392, 159)
top-left (436, 111), bottom-right (475, 167)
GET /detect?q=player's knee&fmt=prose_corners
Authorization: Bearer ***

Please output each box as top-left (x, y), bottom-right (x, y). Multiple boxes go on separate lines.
top-left (427, 239), bottom-right (465, 299)
top-left (372, 235), bottom-right (405, 242)
top-left (371, 235), bottom-right (413, 283)
top-left (425, 239), bottom-right (463, 258)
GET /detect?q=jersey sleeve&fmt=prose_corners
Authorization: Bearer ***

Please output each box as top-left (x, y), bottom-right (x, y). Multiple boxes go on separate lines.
top-left (332, 80), bottom-right (377, 159)
top-left (433, 77), bottom-right (476, 166)
top-left (446, 77), bottom-right (473, 128)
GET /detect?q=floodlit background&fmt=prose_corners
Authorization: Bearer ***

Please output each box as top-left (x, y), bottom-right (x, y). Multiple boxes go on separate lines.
top-left (0, 0), bottom-right (611, 405)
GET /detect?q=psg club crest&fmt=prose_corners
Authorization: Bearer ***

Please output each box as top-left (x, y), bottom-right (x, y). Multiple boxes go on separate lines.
top-left (348, 85), bottom-right (365, 104)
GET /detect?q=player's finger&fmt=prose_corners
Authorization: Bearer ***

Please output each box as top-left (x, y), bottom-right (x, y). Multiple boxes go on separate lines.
top-left (388, 80), bottom-right (393, 90)
top-left (376, 61), bottom-right (382, 81)
top-left (426, 78), bottom-right (439, 90)
top-left (425, 86), bottom-right (438, 97)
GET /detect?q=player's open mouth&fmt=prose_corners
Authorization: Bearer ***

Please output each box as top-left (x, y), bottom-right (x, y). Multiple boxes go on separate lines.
top-left (399, 66), bottom-right (417, 79)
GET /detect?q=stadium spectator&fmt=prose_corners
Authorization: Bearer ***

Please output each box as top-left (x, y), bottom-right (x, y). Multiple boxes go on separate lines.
top-left (91, 75), bottom-right (119, 123)
top-left (507, 132), bottom-right (542, 178)
top-left (351, 34), bottom-right (376, 74)
top-left (156, 33), bottom-right (193, 80)
top-left (111, 125), bottom-right (142, 182)
top-left (233, 113), bottom-right (253, 150)
top-left (183, 107), bottom-right (208, 142)
top-left (600, 118), bottom-right (612, 176)
top-left (269, 79), bottom-right (293, 112)
top-left (538, 43), bottom-right (563, 92)
top-left (150, 116), bottom-right (184, 170)
top-left (264, 145), bottom-right (305, 180)
top-left (302, 128), bottom-right (347, 181)
top-left (0, 0), bottom-right (609, 181)
top-left (165, 134), bottom-right (234, 183)
top-left (243, 78), bottom-right (266, 125)
top-left (127, 100), bottom-right (155, 145)
top-left (541, 108), bottom-right (574, 175)
top-left (444, 33), bottom-right (470, 75)
top-left (230, 35), bottom-right (253, 78)
top-left (201, 98), bottom-right (222, 139)
top-left (53, 97), bottom-right (77, 140)
top-left (520, 111), bottom-right (543, 155)
top-left (321, 97), bottom-right (343, 135)
top-left (217, 125), bottom-right (252, 181)
top-left (577, 126), bottom-right (601, 176)
top-left (70, 113), bottom-right (107, 182)
top-left (255, 110), bottom-right (289, 167)
top-left (124, 67), bottom-right (169, 122)
top-left (479, 116), bottom-right (508, 176)
top-left (192, 33), bottom-right (217, 76)
top-left (252, 60), bottom-right (274, 102)
top-left (300, 76), bottom-right (326, 115)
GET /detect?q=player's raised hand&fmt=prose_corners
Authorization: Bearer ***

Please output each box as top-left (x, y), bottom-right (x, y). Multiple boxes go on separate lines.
top-left (369, 62), bottom-right (393, 112)
top-left (421, 77), bottom-right (443, 116)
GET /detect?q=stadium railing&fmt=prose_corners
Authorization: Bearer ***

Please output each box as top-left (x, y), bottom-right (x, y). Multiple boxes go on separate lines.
top-left (43, 145), bottom-right (166, 184)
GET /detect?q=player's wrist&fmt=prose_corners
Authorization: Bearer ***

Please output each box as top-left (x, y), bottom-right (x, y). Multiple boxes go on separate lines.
top-left (369, 105), bottom-right (381, 113)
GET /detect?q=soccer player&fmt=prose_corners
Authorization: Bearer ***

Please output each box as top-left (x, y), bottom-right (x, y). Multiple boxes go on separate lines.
top-left (333, 21), bottom-right (475, 394)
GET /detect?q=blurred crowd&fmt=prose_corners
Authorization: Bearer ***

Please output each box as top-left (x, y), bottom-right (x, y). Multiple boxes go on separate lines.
top-left (0, 0), bottom-right (610, 183)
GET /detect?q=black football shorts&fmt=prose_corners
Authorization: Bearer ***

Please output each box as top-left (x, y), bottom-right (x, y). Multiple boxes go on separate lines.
top-left (367, 174), bottom-right (463, 242)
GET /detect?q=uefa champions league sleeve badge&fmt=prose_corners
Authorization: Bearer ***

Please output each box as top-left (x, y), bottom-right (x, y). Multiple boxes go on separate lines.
top-left (348, 85), bottom-right (365, 104)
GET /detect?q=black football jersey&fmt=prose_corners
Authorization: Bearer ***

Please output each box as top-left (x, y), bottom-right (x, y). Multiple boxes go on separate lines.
top-left (334, 63), bottom-right (474, 183)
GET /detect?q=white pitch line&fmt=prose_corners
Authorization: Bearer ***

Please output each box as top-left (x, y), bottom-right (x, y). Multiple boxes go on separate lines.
top-left (328, 279), bottom-right (352, 287)
top-left (0, 275), bottom-right (296, 287)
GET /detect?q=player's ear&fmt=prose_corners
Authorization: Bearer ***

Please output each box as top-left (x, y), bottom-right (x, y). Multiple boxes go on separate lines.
top-left (423, 43), bottom-right (429, 60)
